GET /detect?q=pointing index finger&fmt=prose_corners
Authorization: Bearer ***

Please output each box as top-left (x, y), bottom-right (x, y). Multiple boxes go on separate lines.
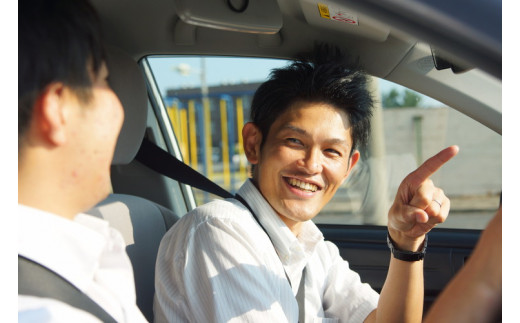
top-left (408, 145), bottom-right (459, 185)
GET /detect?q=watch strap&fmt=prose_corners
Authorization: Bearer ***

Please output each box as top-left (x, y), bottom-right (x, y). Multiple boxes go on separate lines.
top-left (387, 233), bottom-right (427, 261)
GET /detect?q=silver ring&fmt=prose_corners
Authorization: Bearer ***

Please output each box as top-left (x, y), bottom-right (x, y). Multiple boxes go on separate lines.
top-left (433, 199), bottom-right (442, 208)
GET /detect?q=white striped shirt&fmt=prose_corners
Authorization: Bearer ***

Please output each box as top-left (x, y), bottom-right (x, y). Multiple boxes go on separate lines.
top-left (154, 179), bottom-right (378, 323)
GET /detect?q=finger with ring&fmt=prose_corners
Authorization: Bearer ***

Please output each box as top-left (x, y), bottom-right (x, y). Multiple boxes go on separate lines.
top-left (432, 199), bottom-right (442, 208)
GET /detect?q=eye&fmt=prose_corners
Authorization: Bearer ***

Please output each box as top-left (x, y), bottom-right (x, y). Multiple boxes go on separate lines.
top-left (286, 138), bottom-right (303, 146)
top-left (324, 148), bottom-right (341, 157)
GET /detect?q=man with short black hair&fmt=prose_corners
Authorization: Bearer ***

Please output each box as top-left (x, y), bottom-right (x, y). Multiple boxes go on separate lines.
top-left (18, 0), bottom-right (147, 321)
top-left (154, 46), bottom-right (458, 322)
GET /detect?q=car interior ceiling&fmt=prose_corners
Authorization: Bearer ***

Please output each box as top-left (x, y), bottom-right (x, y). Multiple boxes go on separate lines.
top-left (91, 0), bottom-right (501, 135)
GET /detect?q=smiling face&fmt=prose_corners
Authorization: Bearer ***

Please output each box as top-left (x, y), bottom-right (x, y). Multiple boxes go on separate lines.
top-left (243, 101), bottom-right (360, 235)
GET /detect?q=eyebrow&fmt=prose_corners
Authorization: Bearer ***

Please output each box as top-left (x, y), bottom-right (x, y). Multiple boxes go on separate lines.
top-left (282, 124), bottom-right (308, 136)
top-left (281, 124), bottom-right (351, 148)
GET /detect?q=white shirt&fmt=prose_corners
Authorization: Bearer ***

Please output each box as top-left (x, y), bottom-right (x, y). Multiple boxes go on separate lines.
top-left (18, 204), bottom-right (148, 323)
top-left (154, 180), bottom-right (378, 323)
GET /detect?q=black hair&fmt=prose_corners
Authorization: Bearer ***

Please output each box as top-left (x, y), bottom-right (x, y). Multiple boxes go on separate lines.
top-left (18, 0), bottom-right (105, 141)
top-left (250, 45), bottom-right (374, 155)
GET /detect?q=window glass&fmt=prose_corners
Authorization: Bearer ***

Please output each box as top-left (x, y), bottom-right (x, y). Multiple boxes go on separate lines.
top-left (148, 56), bottom-right (501, 230)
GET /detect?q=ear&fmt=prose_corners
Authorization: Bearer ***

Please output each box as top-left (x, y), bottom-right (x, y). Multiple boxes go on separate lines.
top-left (242, 122), bottom-right (262, 165)
top-left (342, 149), bottom-right (360, 182)
top-left (34, 83), bottom-right (69, 146)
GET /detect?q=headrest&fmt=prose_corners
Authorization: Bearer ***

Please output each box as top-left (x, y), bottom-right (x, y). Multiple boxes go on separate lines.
top-left (106, 46), bottom-right (148, 165)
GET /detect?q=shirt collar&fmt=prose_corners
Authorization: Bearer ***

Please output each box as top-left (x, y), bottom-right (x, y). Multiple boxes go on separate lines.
top-left (18, 204), bottom-right (111, 292)
top-left (236, 179), bottom-right (323, 266)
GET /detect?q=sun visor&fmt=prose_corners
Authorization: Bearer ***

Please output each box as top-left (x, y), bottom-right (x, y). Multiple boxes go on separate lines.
top-left (300, 1), bottom-right (390, 42)
top-left (173, 0), bottom-right (282, 34)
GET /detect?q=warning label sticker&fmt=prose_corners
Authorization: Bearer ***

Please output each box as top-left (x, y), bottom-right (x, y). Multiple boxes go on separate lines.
top-left (318, 3), bottom-right (330, 19)
top-left (317, 2), bottom-right (358, 25)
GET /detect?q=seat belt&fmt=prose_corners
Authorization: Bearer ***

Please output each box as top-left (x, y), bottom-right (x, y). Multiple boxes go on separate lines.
top-left (18, 255), bottom-right (117, 323)
top-left (296, 267), bottom-right (306, 322)
top-left (135, 137), bottom-right (233, 199)
top-left (235, 194), bottom-right (306, 322)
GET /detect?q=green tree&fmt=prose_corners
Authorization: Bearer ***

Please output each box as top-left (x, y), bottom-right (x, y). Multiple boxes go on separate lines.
top-left (382, 88), bottom-right (400, 108)
top-left (382, 88), bottom-right (422, 108)
top-left (403, 89), bottom-right (422, 107)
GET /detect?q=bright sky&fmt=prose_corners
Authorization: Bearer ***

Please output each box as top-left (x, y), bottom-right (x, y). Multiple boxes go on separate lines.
top-left (149, 56), bottom-right (288, 96)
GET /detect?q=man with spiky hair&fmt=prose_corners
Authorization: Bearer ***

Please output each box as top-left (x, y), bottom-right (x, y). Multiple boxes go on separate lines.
top-left (155, 46), bottom-right (458, 323)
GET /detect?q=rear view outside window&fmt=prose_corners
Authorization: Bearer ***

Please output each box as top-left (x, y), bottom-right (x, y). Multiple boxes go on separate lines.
top-left (148, 56), bottom-right (501, 230)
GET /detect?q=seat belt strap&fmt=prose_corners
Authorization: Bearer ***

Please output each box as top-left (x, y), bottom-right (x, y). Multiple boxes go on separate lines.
top-left (135, 137), bottom-right (233, 199)
top-left (235, 194), bottom-right (306, 322)
top-left (18, 255), bottom-right (117, 323)
top-left (296, 267), bottom-right (306, 323)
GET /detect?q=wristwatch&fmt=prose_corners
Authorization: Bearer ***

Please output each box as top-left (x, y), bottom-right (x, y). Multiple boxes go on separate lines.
top-left (387, 233), bottom-right (428, 261)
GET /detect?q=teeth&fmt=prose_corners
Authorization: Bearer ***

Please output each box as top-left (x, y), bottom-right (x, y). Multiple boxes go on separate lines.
top-left (288, 178), bottom-right (318, 192)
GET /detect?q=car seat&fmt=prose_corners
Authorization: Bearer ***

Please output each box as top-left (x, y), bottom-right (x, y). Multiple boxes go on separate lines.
top-left (85, 46), bottom-right (179, 322)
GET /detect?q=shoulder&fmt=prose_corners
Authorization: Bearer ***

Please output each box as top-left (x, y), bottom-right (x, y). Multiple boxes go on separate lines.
top-left (159, 198), bottom-right (256, 247)
top-left (156, 197), bottom-right (271, 272)
top-left (183, 198), bottom-right (250, 225)
top-left (194, 198), bottom-right (246, 217)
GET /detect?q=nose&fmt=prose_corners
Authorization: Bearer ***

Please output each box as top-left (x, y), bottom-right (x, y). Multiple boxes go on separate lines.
top-left (297, 147), bottom-right (323, 174)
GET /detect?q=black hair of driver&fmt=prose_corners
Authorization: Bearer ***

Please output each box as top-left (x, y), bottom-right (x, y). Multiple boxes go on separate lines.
top-left (250, 45), bottom-right (374, 155)
top-left (18, 0), bottom-right (106, 141)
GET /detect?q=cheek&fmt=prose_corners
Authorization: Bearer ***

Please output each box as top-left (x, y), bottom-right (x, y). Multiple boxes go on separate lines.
top-left (94, 92), bottom-right (124, 139)
top-left (324, 160), bottom-right (350, 186)
top-left (263, 145), bottom-right (302, 166)
top-left (256, 147), bottom-right (290, 187)
top-left (112, 95), bottom-right (124, 132)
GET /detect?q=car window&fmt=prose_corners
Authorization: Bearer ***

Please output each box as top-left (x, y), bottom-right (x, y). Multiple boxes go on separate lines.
top-left (147, 56), bottom-right (501, 230)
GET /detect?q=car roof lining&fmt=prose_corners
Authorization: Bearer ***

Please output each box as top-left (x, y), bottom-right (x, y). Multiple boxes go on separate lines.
top-left (91, 0), bottom-right (501, 134)
top-left (93, 0), bottom-right (413, 74)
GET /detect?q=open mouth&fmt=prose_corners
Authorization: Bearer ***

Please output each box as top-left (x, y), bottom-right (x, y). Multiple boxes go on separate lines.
top-left (287, 178), bottom-right (319, 193)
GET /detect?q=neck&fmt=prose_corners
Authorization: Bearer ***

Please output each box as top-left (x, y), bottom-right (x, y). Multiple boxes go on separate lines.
top-left (19, 150), bottom-right (81, 220)
top-left (250, 177), bottom-right (304, 237)
top-left (278, 216), bottom-right (303, 237)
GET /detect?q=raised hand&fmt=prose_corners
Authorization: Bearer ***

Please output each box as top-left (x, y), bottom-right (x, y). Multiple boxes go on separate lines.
top-left (388, 146), bottom-right (459, 250)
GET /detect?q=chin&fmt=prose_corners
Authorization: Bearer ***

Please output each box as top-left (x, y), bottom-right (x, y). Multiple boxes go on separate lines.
top-left (285, 207), bottom-right (319, 223)
top-left (94, 180), bottom-right (112, 202)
